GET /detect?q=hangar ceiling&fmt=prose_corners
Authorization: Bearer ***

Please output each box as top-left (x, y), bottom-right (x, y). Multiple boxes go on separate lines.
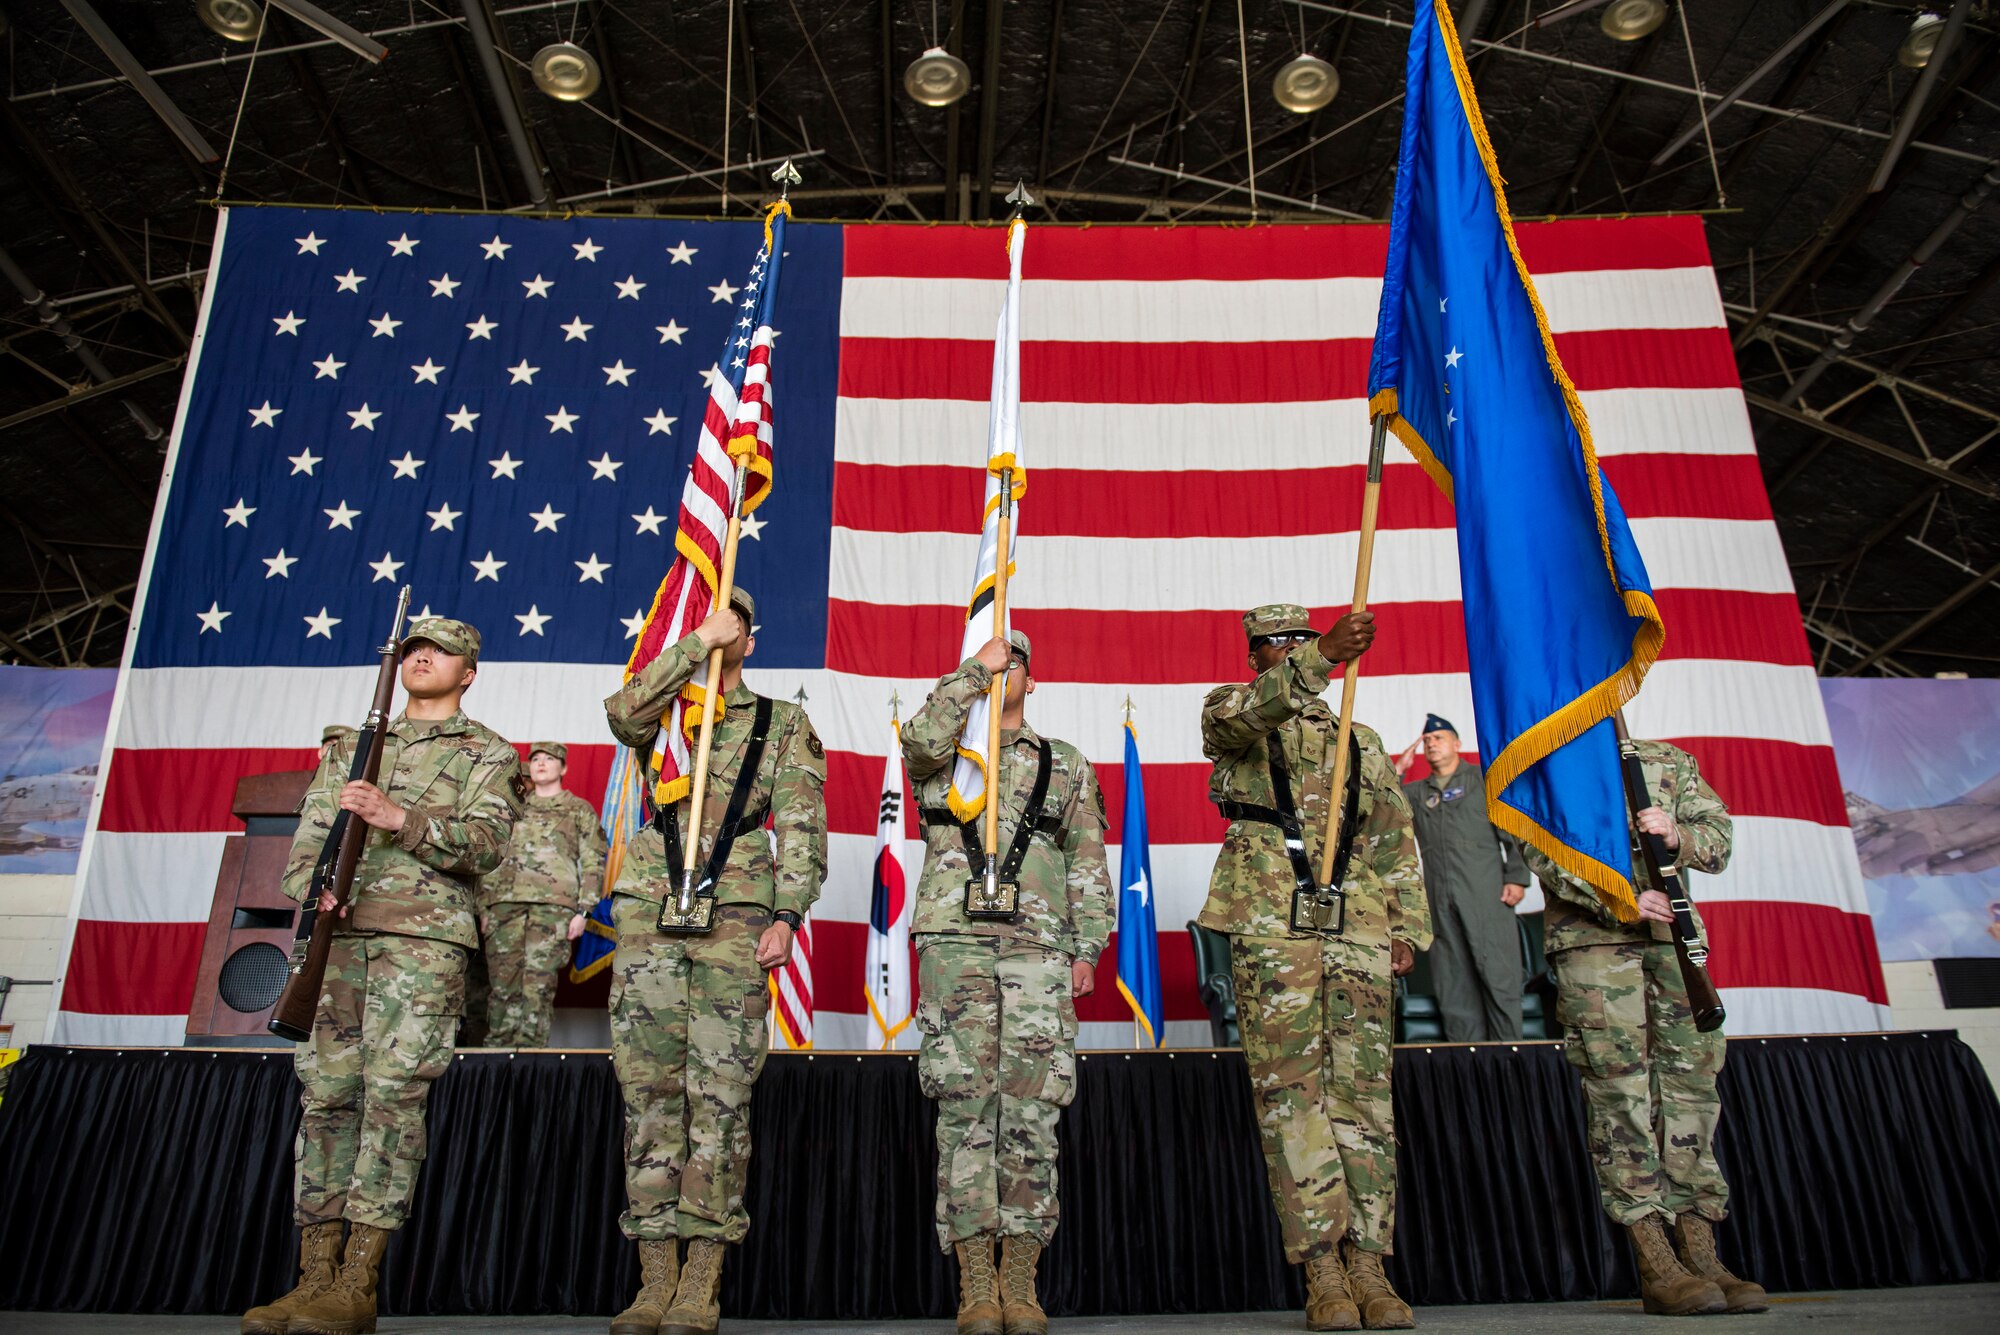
top-left (1, 0), bottom-right (1996, 675)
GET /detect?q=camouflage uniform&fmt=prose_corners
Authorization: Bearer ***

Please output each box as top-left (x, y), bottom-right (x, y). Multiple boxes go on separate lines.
top-left (476, 744), bottom-right (608, 1048)
top-left (1198, 607), bottom-right (1430, 1263)
top-left (1524, 739), bottom-right (1733, 1227)
top-left (902, 632), bottom-right (1113, 1253)
top-left (602, 601), bottom-right (826, 1244)
top-left (281, 619), bottom-right (523, 1231)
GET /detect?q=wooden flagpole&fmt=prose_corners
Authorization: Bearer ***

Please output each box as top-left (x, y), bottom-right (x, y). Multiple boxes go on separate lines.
top-left (677, 462), bottom-right (749, 916)
top-left (981, 468), bottom-right (1014, 893)
top-left (1317, 414), bottom-right (1390, 887)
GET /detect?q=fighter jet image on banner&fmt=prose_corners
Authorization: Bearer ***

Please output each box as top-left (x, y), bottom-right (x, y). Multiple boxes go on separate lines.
top-left (0, 765), bottom-right (98, 859)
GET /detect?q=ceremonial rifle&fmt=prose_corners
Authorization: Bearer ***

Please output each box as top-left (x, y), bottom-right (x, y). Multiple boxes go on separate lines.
top-left (1614, 711), bottom-right (1726, 1033)
top-left (269, 586), bottom-right (411, 1042)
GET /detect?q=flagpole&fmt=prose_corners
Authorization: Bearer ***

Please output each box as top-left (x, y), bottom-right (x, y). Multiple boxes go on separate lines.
top-left (678, 461), bottom-right (749, 917)
top-left (982, 194), bottom-right (1031, 903)
top-left (1318, 414), bottom-right (1390, 887)
top-left (982, 466), bottom-right (1012, 896)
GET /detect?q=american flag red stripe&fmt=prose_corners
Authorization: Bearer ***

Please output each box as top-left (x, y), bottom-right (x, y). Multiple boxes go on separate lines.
top-left (54, 215), bottom-right (1887, 1047)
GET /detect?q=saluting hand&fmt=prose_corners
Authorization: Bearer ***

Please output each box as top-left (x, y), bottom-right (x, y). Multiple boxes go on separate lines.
top-left (339, 780), bottom-right (406, 834)
top-left (1635, 806), bottom-right (1681, 851)
top-left (756, 920), bottom-right (795, 970)
top-left (1318, 611), bottom-right (1377, 665)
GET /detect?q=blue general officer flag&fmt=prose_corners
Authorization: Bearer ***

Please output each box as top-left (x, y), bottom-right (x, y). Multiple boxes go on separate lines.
top-left (1115, 722), bottom-right (1164, 1048)
top-left (1367, 2), bottom-right (1666, 918)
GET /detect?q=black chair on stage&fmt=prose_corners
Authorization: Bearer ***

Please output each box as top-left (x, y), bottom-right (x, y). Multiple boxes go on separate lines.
top-left (1397, 913), bottom-right (1558, 1043)
top-left (1185, 920), bottom-right (1239, 1047)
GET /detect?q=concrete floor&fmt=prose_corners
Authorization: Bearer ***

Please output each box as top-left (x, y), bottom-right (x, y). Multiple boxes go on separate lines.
top-left (6, 1285), bottom-right (2000, 1334)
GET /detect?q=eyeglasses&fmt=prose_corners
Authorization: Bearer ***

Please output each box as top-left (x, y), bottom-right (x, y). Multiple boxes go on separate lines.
top-left (1251, 632), bottom-right (1316, 651)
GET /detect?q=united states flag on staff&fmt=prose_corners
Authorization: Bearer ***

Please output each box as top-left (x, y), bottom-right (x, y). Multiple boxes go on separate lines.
top-left (52, 208), bottom-right (1888, 1047)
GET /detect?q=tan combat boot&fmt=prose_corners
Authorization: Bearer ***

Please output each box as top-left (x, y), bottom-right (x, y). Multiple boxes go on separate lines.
top-left (1341, 1241), bottom-right (1414, 1330)
top-left (241, 1220), bottom-right (345, 1334)
top-left (289, 1221), bottom-right (389, 1335)
top-left (1303, 1251), bottom-right (1360, 1331)
top-left (659, 1238), bottom-right (725, 1335)
top-left (1674, 1214), bottom-right (1769, 1314)
top-left (954, 1235), bottom-right (1003, 1335)
top-left (1626, 1215), bottom-right (1725, 1316)
top-left (610, 1239), bottom-right (683, 1335)
top-left (998, 1237), bottom-right (1048, 1335)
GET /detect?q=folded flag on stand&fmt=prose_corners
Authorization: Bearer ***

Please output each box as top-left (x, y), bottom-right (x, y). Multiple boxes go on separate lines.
top-left (1367, 1), bottom-right (1666, 917)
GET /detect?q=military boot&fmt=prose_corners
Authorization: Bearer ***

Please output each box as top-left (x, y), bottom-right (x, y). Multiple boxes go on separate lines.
top-left (241, 1220), bottom-right (345, 1334)
top-left (1341, 1241), bottom-right (1414, 1330)
top-left (1674, 1214), bottom-right (1769, 1314)
top-left (610, 1239), bottom-right (683, 1335)
top-left (659, 1238), bottom-right (724, 1335)
top-left (289, 1221), bottom-right (389, 1335)
top-left (954, 1235), bottom-right (1003, 1335)
top-left (998, 1237), bottom-right (1048, 1335)
top-left (1303, 1251), bottom-right (1360, 1331)
top-left (1626, 1216), bottom-right (1726, 1316)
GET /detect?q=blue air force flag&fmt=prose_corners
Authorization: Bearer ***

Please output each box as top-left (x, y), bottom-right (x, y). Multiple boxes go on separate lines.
top-left (1366, 1), bottom-right (1666, 917)
top-left (1115, 722), bottom-right (1163, 1047)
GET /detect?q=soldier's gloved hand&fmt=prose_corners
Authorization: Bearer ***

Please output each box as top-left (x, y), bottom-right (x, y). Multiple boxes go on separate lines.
top-left (1071, 959), bottom-right (1095, 998)
top-left (1317, 611), bottom-right (1377, 664)
top-left (1389, 939), bottom-right (1415, 977)
top-left (755, 920), bottom-right (794, 969)
top-left (694, 607), bottom-right (745, 652)
top-left (1637, 889), bottom-right (1674, 924)
top-left (972, 636), bottom-right (1011, 674)
top-left (567, 913), bottom-right (586, 941)
top-left (1635, 806), bottom-right (1681, 851)
top-left (339, 780), bottom-right (407, 833)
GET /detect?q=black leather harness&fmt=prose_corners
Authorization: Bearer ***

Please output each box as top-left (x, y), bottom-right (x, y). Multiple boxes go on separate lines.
top-left (918, 738), bottom-right (1063, 880)
top-left (1216, 725), bottom-right (1363, 903)
top-left (648, 694), bottom-right (776, 899)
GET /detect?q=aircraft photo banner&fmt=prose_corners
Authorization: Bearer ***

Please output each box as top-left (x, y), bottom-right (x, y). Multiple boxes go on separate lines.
top-left (0, 667), bottom-right (116, 875)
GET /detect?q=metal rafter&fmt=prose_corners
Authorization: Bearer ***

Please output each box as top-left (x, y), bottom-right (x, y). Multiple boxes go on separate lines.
top-left (972, 0), bottom-right (1007, 221)
top-left (586, 2), bottom-right (643, 189)
top-left (1840, 553), bottom-right (2000, 676)
top-left (1744, 392), bottom-right (2000, 502)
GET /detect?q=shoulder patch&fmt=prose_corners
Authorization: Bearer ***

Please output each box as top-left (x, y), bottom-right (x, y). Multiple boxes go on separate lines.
top-left (510, 772), bottom-right (532, 801)
top-left (1202, 683), bottom-right (1239, 707)
top-left (805, 725), bottom-right (825, 759)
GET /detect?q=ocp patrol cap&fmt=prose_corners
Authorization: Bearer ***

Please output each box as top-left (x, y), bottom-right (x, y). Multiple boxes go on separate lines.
top-left (401, 616), bottom-right (481, 666)
top-left (1242, 603), bottom-right (1315, 643)
top-left (528, 741), bottom-right (568, 762)
top-left (728, 586), bottom-right (755, 623)
top-left (1008, 628), bottom-right (1032, 666)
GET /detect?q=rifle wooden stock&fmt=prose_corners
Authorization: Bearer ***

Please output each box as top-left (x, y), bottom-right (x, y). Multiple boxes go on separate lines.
top-left (269, 589), bottom-right (409, 1042)
top-left (1614, 712), bottom-right (1726, 1034)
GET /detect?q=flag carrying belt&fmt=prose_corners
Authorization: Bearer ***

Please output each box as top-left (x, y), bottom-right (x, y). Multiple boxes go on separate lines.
top-left (921, 739), bottom-right (1063, 883)
top-left (647, 695), bottom-right (776, 899)
top-left (1218, 730), bottom-right (1363, 900)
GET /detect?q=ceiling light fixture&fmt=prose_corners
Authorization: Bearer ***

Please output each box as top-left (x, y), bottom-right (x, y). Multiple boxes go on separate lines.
top-left (195, 0), bottom-right (263, 43)
top-left (1272, 54), bottom-right (1339, 114)
top-left (530, 41), bottom-right (600, 101)
top-left (905, 46), bottom-right (970, 107)
top-left (1599, 0), bottom-right (1669, 41)
top-left (265, 0), bottom-right (387, 63)
top-left (1899, 12), bottom-right (1947, 68)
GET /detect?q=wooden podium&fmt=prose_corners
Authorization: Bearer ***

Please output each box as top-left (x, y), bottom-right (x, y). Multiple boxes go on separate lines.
top-left (186, 769), bottom-right (312, 1042)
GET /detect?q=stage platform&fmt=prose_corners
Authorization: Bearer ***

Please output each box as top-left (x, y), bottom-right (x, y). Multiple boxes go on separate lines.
top-left (1, 1035), bottom-right (1996, 1320)
top-left (6, 1285), bottom-right (2000, 1333)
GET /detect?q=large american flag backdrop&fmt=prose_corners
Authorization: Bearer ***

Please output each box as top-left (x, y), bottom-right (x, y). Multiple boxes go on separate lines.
top-left (50, 208), bottom-right (1889, 1048)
